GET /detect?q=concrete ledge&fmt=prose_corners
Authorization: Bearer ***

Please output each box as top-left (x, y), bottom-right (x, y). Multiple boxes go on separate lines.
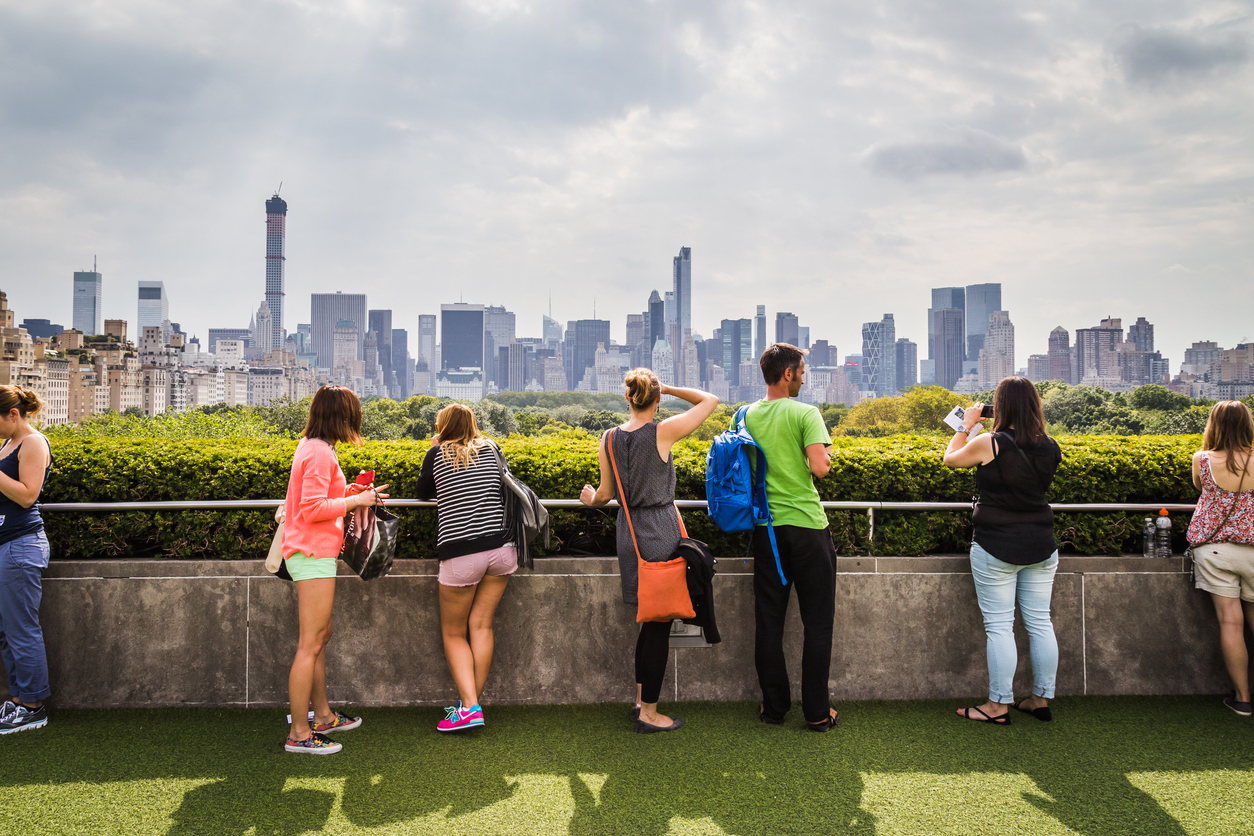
top-left (12, 554), bottom-right (1230, 708)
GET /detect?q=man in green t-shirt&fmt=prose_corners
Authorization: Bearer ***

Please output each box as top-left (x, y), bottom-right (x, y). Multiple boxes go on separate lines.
top-left (744, 343), bottom-right (838, 731)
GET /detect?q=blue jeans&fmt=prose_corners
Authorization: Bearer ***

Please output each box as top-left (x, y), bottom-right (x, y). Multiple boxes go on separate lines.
top-left (0, 529), bottom-right (51, 702)
top-left (969, 542), bottom-right (1058, 704)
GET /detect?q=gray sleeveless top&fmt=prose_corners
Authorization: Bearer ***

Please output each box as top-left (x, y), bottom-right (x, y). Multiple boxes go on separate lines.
top-left (608, 423), bottom-right (682, 606)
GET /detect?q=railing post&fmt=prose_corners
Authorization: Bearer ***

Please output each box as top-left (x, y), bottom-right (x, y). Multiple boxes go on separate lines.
top-left (866, 507), bottom-right (875, 556)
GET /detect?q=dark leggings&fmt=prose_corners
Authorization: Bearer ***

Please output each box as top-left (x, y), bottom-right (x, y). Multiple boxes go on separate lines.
top-left (635, 621), bottom-right (671, 704)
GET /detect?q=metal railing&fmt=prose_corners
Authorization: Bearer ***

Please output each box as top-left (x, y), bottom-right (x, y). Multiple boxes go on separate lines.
top-left (40, 499), bottom-right (1197, 551)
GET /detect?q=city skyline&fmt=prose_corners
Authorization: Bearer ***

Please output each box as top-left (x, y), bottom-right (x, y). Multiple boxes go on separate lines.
top-left (5, 1), bottom-right (1250, 372)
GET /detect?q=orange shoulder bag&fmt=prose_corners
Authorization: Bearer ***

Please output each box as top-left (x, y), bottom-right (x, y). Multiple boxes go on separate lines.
top-left (607, 428), bottom-right (695, 623)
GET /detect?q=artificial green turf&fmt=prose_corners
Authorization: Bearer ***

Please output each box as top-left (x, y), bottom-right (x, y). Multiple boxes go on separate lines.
top-left (1, 696), bottom-right (1251, 835)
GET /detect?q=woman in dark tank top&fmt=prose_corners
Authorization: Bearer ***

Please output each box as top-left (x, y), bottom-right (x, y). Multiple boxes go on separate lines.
top-left (943, 377), bottom-right (1062, 726)
top-left (580, 368), bottom-right (719, 734)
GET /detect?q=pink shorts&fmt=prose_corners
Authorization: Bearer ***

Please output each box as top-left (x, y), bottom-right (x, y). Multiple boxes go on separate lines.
top-left (438, 543), bottom-right (518, 587)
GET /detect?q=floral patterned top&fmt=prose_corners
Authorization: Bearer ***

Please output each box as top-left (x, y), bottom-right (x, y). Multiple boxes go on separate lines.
top-left (1187, 453), bottom-right (1254, 545)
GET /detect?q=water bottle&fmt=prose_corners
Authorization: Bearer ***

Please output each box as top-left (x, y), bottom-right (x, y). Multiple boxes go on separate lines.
top-left (1155, 509), bottom-right (1172, 558)
top-left (1142, 518), bottom-right (1155, 558)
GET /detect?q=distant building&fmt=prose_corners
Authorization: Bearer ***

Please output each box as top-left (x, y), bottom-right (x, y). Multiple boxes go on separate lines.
top-left (368, 309), bottom-right (394, 395)
top-left (264, 193), bottom-right (288, 351)
top-left (775, 312), bottom-right (799, 346)
top-left (717, 318), bottom-right (753, 385)
top-left (73, 269), bottom-right (103, 336)
top-left (311, 293), bottom-right (367, 369)
top-left (932, 308), bottom-right (965, 390)
top-left (254, 301), bottom-right (273, 359)
top-left (137, 281), bottom-right (169, 338)
top-left (647, 291), bottom-right (666, 354)
top-left (418, 315), bottom-right (437, 366)
top-left (1127, 316), bottom-right (1154, 353)
top-left (1047, 327), bottom-right (1072, 384)
top-left (977, 311), bottom-right (1015, 389)
top-left (440, 303), bottom-right (485, 375)
top-left (542, 314), bottom-right (563, 350)
top-left (673, 246), bottom-right (692, 339)
top-left (928, 287), bottom-right (965, 361)
top-left (755, 305), bottom-right (767, 361)
top-left (19, 320), bottom-right (64, 340)
top-left (895, 338), bottom-right (918, 389)
top-left (862, 314), bottom-right (897, 397)
top-left (1075, 318), bottom-right (1124, 383)
top-left (965, 283), bottom-right (1002, 360)
top-left (208, 328), bottom-right (252, 354)
top-left (572, 319), bottom-right (611, 390)
top-left (392, 327), bottom-right (411, 398)
top-left (436, 367), bottom-right (484, 400)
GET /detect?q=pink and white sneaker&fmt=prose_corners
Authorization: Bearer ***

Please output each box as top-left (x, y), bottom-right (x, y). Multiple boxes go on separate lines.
top-left (437, 702), bottom-right (484, 732)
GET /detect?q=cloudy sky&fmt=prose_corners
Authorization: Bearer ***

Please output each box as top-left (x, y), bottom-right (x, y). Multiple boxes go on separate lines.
top-left (4, 0), bottom-right (1252, 368)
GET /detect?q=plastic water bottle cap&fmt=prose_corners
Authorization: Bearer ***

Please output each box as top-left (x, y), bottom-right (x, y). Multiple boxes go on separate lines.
top-left (1159, 508), bottom-right (1169, 515)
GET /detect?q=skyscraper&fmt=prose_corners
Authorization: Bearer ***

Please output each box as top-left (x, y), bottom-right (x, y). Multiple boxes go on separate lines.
top-left (964, 283), bottom-right (1002, 360)
top-left (861, 314), bottom-right (897, 397)
top-left (1074, 318), bottom-right (1123, 382)
top-left (1127, 317), bottom-right (1154, 353)
top-left (368, 310), bottom-right (394, 393)
top-left (542, 314), bottom-right (563, 350)
top-left (1048, 327), bottom-right (1072, 384)
top-left (441, 303), bottom-right (486, 371)
top-left (418, 315), bottom-right (437, 365)
top-left (264, 193), bottom-right (287, 351)
top-left (647, 291), bottom-right (666, 352)
top-left (311, 292), bottom-right (367, 369)
top-left (775, 312), bottom-right (799, 346)
top-left (719, 318), bottom-right (753, 385)
top-left (755, 305), bottom-right (766, 360)
top-left (977, 311), bottom-right (1015, 389)
top-left (255, 301), bottom-right (273, 357)
top-left (572, 319), bottom-right (611, 388)
top-left (391, 328), bottom-right (410, 398)
top-left (928, 287), bottom-right (965, 360)
top-left (137, 281), bottom-right (169, 335)
top-left (933, 308), bottom-right (965, 390)
top-left (673, 246), bottom-right (691, 339)
top-left (895, 338), bottom-right (918, 389)
top-left (483, 305), bottom-right (516, 385)
top-left (73, 268), bottom-right (103, 335)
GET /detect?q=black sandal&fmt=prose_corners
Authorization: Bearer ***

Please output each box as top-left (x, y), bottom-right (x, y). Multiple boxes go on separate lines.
top-left (758, 703), bottom-right (784, 725)
top-left (807, 707), bottom-right (840, 732)
top-left (1011, 700), bottom-right (1053, 722)
top-left (959, 706), bottom-right (1010, 725)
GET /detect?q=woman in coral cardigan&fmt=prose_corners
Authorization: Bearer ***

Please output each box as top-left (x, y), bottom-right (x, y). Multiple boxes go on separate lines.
top-left (282, 386), bottom-right (388, 754)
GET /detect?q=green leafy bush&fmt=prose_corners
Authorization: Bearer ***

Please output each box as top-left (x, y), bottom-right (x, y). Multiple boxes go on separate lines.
top-left (40, 433), bottom-right (1204, 560)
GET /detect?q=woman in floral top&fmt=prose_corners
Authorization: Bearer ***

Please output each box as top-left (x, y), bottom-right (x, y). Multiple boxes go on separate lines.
top-left (1188, 400), bottom-right (1254, 716)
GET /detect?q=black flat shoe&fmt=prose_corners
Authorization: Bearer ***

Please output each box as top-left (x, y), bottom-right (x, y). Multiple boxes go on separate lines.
top-left (958, 706), bottom-right (1010, 725)
top-left (636, 716), bottom-right (684, 734)
top-left (629, 706), bottom-right (641, 721)
top-left (1012, 700), bottom-right (1053, 722)
top-left (807, 707), bottom-right (840, 732)
top-left (1224, 696), bottom-right (1252, 716)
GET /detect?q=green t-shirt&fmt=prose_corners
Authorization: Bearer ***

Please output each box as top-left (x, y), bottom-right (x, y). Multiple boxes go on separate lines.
top-left (744, 398), bottom-right (832, 529)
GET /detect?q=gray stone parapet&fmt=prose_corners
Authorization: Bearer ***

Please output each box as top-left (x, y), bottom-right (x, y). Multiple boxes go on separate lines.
top-left (16, 554), bottom-right (1225, 708)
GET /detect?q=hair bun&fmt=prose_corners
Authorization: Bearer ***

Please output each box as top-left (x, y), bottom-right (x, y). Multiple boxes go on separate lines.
top-left (624, 368), bottom-right (661, 411)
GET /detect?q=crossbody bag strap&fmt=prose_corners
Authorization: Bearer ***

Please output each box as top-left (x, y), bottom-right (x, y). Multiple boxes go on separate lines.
top-left (606, 429), bottom-right (644, 563)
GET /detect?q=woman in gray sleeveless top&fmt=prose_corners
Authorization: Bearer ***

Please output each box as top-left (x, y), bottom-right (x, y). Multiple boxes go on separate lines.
top-left (580, 368), bottom-right (719, 733)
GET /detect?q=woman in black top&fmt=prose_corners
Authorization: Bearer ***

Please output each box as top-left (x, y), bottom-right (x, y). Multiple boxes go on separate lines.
top-left (943, 377), bottom-right (1062, 724)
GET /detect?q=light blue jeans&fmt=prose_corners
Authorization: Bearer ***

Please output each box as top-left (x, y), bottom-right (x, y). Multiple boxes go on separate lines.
top-left (969, 542), bottom-right (1058, 704)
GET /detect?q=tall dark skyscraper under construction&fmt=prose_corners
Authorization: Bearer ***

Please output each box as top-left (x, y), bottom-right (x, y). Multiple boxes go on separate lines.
top-left (264, 192), bottom-right (288, 351)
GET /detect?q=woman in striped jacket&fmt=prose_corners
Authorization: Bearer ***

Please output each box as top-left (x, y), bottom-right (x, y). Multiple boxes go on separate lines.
top-left (415, 404), bottom-right (516, 732)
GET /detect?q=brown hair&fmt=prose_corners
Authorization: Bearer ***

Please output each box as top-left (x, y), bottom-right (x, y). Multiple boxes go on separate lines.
top-left (1203, 401), bottom-right (1254, 484)
top-left (301, 385), bottom-right (363, 445)
top-left (759, 343), bottom-right (807, 385)
top-left (624, 368), bottom-right (661, 411)
top-left (435, 403), bottom-right (487, 471)
top-left (991, 376), bottom-right (1048, 447)
top-left (0, 385), bottom-right (42, 419)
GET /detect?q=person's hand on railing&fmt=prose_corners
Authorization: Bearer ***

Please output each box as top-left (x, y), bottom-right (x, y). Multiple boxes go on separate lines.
top-left (579, 484), bottom-right (603, 507)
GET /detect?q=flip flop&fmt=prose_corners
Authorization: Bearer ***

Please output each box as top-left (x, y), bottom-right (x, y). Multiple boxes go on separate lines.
top-left (959, 706), bottom-right (1010, 725)
top-left (1012, 700), bottom-right (1053, 722)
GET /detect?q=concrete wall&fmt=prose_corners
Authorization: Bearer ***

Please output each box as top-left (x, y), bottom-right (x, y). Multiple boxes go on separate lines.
top-left (10, 554), bottom-right (1229, 708)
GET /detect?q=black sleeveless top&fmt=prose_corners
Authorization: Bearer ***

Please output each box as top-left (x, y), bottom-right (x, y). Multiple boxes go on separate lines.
top-left (972, 430), bottom-right (1062, 565)
top-left (0, 435), bottom-right (52, 547)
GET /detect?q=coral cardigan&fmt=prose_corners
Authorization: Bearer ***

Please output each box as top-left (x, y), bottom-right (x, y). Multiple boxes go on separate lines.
top-left (282, 437), bottom-right (351, 560)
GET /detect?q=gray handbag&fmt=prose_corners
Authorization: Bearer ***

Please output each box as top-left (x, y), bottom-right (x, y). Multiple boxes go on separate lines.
top-left (489, 443), bottom-right (549, 569)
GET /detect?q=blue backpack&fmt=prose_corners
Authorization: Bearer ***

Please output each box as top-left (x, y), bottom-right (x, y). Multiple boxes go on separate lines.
top-left (705, 405), bottom-right (786, 585)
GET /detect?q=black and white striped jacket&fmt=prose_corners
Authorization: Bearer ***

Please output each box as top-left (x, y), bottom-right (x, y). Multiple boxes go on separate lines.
top-left (414, 441), bottom-right (511, 560)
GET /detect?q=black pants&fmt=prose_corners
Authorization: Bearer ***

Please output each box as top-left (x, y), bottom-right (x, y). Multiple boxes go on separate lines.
top-left (635, 620), bottom-right (671, 704)
top-left (753, 525), bottom-right (837, 723)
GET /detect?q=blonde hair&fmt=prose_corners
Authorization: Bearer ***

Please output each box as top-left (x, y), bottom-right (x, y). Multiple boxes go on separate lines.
top-left (1203, 400), bottom-right (1254, 484)
top-left (435, 403), bottom-right (487, 471)
top-left (624, 368), bottom-right (660, 412)
top-left (0, 385), bottom-right (42, 419)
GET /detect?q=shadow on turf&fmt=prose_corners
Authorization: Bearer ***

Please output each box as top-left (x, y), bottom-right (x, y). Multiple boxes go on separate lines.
top-left (1, 697), bottom-right (1248, 835)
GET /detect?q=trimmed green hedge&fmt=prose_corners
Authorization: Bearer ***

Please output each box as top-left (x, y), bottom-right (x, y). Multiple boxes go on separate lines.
top-left (41, 434), bottom-right (1203, 560)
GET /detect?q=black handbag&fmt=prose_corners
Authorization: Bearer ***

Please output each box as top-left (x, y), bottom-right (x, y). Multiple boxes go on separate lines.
top-left (340, 502), bottom-right (400, 581)
top-left (488, 443), bottom-right (549, 568)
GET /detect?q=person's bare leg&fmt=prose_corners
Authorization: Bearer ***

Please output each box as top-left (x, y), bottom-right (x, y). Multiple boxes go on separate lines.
top-left (467, 575), bottom-right (511, 699)
top-left (440, 583), bottom-right (480, 707)
top-left (288, 578), bottom-right (336, 741)
top-left (311, 641), bottom-right (334, 725)
top-left (635, 684), bottom-right (643, 712)
top-left (639, 701), bottom-right (672, 726)
top-left (1213, 593), bottom-right (1250, 702)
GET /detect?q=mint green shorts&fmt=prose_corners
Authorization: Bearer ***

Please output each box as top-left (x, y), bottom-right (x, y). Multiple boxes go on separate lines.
top-left (285, 552), bottom-right (339, 582)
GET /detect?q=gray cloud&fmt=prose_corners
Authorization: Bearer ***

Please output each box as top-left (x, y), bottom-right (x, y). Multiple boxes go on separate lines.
top-left (1111, 22), bottom-right (1251, 86)
top-left (862, 128), bottom-right (1028, 181)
